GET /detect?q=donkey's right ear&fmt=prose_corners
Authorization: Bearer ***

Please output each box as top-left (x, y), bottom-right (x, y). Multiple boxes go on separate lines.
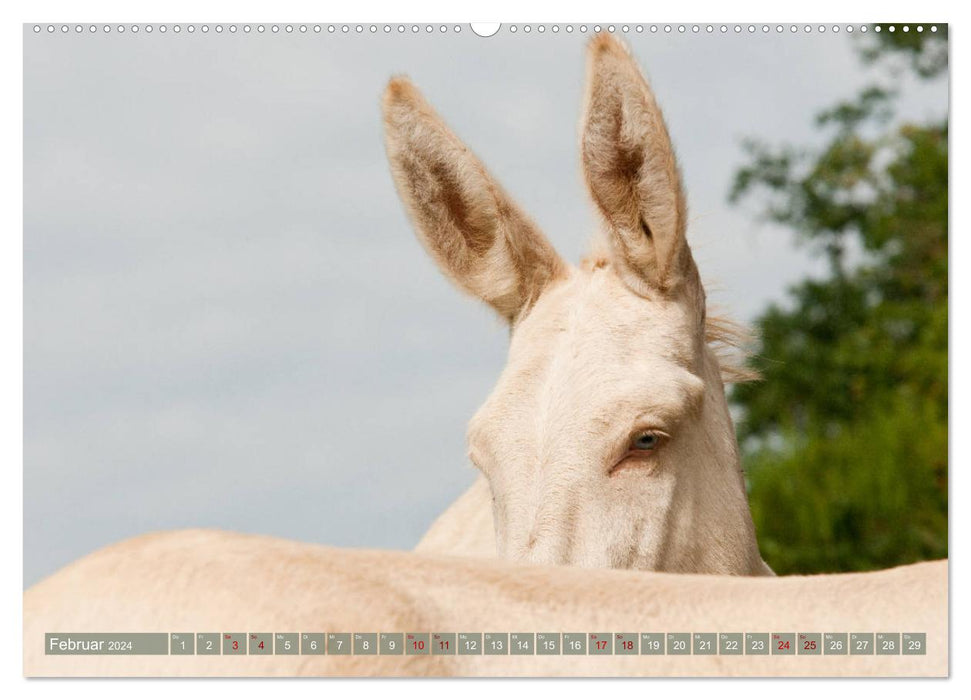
top-left (382, 78), bottom-right (565, 322)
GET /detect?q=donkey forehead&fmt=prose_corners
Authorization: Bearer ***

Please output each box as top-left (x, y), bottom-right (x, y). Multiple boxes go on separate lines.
top-left (512, 267), bottom-right (700, 361)
top-left (468, 267), bottom-right (706, 444)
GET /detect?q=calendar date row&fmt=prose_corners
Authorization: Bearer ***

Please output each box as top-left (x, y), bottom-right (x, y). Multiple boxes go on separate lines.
top-left (47, 632), bottom-right (927, 656)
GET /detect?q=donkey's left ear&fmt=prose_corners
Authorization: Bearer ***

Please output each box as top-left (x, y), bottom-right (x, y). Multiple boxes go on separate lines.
top-left (581, 34), bottom-right (695, 299)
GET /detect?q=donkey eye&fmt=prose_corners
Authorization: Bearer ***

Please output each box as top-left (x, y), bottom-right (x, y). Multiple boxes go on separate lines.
top-left (632, 432), bottom-right (661, 451)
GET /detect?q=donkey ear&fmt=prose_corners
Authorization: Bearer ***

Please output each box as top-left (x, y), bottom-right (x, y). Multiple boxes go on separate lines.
top-left (581, 34), bottom-right (694, 298)
top-left (382, 78), bottom-right (565, 322)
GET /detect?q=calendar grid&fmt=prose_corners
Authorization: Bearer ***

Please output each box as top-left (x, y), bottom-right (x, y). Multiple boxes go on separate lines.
top-left (44, 632), bottom-right (927, 656)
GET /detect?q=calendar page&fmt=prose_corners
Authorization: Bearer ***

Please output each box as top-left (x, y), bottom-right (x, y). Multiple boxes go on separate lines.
top-left (21, 16), bottom-right (949, 679)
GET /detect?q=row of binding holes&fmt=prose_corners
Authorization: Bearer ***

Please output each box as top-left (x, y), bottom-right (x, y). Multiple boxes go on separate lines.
top-left (31, 24), bottom-right (463, 34)
top-left (509, 24), bottom-right (937, 34)
top-left (32, 24), bottom-right (941, 35)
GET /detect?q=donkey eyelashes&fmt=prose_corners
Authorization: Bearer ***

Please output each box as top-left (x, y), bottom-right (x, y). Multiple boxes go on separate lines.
top-left (603, 420), bottom-right (672, 477)
top-left (609, 436), bottom-right (667, 477)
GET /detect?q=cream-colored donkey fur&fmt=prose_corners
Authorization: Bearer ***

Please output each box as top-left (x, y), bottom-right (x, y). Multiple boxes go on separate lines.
top-left (387, 34), bottom-right (768, 574)
top-left (24, 531), bottom-right (947, 676)
top-left (23, 36), bottom-right (947, 677)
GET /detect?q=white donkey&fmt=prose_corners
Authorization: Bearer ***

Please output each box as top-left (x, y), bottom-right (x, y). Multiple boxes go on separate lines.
top-left (23, 36), bottom-right (947, 678)
top-left (386, 34), bottom-right (770, 575)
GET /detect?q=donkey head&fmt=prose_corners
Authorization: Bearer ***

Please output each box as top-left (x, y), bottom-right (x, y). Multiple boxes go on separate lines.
top-left (383, 34), bottom-right (770, 575)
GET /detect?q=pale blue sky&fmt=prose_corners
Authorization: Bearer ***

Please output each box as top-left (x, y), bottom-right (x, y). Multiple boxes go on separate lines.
top-left (23, 25), bottom-right (948, 586)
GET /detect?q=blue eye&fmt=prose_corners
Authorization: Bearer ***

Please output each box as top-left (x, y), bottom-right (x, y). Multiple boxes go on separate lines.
top-left (632, 432), bottom-right (660, 450)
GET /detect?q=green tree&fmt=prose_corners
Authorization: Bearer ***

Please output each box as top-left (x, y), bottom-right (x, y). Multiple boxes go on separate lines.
top-left (729, 26), bottom-right (948, 574)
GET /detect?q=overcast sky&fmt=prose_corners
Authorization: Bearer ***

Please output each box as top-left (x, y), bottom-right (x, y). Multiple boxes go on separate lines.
top-left (23, 25), bottom-right (948, 586)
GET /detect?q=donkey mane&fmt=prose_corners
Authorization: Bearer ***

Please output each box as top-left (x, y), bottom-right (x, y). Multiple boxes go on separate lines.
top-left (705, 312), bottom-right (760, 385)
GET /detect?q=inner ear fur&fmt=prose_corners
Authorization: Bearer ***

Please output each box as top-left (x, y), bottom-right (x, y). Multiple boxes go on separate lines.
top-left (581, 34), bottom-right (697, 300)
top-left (382, 77), bottom-right (565, 322)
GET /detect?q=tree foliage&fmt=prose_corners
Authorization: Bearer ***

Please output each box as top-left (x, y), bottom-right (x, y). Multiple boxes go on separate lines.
top-left (729, 27), bottom-right (948, 574)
